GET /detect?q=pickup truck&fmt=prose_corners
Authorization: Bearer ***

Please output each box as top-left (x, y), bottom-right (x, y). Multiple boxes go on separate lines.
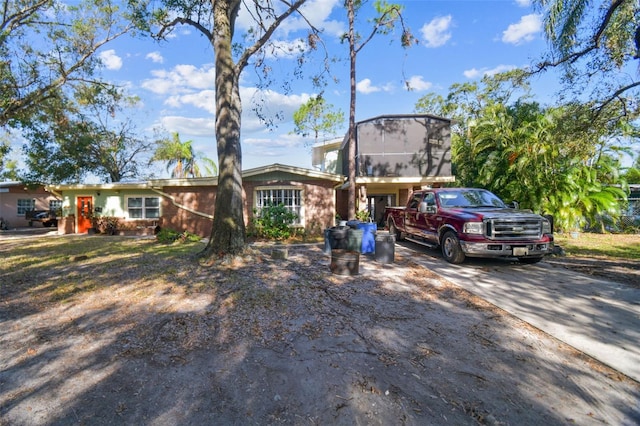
top-left (384, 188), bottom-right (553, 264)
top-left (26, 210), bottom-right (58, 228)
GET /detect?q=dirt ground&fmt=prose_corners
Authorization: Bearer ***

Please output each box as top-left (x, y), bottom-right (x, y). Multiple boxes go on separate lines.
top-left (1, 236), bottom-right (639, 425)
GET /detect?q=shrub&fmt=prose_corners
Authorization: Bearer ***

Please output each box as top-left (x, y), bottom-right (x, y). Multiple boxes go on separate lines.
top-left (249, 203), bottom-right (298, 241)
top-left (156, 228), bottom-right (200, 244)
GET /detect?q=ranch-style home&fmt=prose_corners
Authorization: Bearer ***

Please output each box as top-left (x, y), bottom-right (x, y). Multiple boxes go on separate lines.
top-left (48, 113), bottom-right (455, 237)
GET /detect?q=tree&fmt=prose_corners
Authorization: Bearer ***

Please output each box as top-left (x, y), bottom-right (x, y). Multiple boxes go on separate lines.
top-left (291, 94), bottom-right (344, 146)
top-left (152, 132), bottom-right (217, 178)
top-left (343, 0), bottom-right (416, 220)
top-left (532, 0), bottom-right (639, 112)
top-left (21, 85), bottom-right (155, 184)
top-left (415, 73), bottom-right (633, 231)
top-left (0, 0), bottom-right (134, 128)
top-left (129, 0), bottom-right (324, 257)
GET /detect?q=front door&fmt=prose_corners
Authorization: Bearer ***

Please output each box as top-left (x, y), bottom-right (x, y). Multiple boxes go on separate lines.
top-left (77, 196), bottom-right (93, 233)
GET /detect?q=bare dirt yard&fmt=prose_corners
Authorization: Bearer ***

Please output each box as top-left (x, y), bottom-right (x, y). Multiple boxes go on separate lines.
top-left (1, 234), bottom-right (639, 425)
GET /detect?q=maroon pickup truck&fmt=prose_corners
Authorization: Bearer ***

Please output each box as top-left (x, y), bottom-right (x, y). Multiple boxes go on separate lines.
top-left (384, 188), bottom-right (553, 264)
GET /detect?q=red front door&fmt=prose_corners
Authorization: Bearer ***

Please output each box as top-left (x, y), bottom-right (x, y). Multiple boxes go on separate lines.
top-left (77, 196), bottom-right (93, 233)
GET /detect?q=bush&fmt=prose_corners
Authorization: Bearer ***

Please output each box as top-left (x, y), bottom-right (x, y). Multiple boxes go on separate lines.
top-left (156, 228), bottom-right (200, 244)
top-left (249, 203), bottom-right (298, 241)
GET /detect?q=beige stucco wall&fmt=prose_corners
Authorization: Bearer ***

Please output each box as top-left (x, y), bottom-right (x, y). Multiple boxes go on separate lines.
top-left (0, 184), bottom-right (60, 228)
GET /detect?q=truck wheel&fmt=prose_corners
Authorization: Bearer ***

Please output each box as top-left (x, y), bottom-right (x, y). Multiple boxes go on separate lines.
top-left (519, 256), bottom-right (544, 264)
top-left (441, 231), bottom-right (465, 264)
top-left (388, 220), bottom-right (404, 241)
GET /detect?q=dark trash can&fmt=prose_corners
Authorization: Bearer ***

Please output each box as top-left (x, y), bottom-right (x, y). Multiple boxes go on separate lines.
top-left (346, 228), bottom-right (364, 252)
top-left (329, 226), bottom-right (349, 250)
top-left (357, 222), bottom-right (377, 254)
top-left (330, 249), bottom-right (360, 275)
top-left (323, 228), bottom-right (332, 254)
top-left (374, 232), bottom-right (395, 264)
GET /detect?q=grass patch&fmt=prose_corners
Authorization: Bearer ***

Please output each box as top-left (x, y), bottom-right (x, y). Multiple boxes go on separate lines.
top-left (0, 235), bottom-right (204, 304)
top-left (554, 232), bottom-right (640, 260)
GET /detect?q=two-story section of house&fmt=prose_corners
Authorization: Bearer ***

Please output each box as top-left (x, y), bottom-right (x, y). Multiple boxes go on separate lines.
top-left (313, 114), bottom-right (455, 226)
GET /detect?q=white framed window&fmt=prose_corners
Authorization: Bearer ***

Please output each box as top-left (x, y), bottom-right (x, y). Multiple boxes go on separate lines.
top-left (255, 187), bottom-right (304, 226)
top-left (126, 196), bottom-right (160, 219)
top-left (49, 200), bottom-right (62, 212)
top-left (17, 199), bottom-right (35, 216)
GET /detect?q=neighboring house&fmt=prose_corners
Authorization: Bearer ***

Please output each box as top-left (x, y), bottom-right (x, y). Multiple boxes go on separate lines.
top-left (313, 114), bottom-right (455, 225)
top-left (50, 164), bottom-right (343, 237)
top-left (0, 181), bottom-right (61, 228)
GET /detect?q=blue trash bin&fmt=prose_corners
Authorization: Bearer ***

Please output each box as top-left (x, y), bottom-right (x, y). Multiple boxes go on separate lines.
top-left (357, 222), bottom-right (377, 254)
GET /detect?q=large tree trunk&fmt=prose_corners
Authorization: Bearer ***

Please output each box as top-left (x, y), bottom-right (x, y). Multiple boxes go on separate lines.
top-left (201, 0), bottom-right (246, 258)
top-left (347, 0), bottom-right (357, 220)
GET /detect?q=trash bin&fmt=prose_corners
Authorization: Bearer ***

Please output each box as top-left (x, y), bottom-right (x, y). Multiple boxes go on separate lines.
top-left (346, 228), bottom-right (363, 252)
top-left (357, 222), bottom-right (377, 254)
top-left (323, 228), bottom-right (332, 254)
top-left (329, 226), bottom-right (349, 250)
top-left (330, 249), bottom-right (360, 275)
top-left (374, 232), bottom-right (395, 263)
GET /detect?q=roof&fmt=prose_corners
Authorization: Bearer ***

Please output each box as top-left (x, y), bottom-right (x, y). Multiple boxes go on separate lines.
top-left (356, 113), bottom-right (452, 126)
top-left (48, 163), bottom-right (344, 191)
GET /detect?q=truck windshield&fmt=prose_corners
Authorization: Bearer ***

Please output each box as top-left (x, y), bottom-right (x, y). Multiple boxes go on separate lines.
top-left (437, 189), bottom-right (506, 208)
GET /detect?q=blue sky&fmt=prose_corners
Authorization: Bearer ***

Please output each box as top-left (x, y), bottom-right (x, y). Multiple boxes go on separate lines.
top-left (93, 0), bottom-right (565, 176)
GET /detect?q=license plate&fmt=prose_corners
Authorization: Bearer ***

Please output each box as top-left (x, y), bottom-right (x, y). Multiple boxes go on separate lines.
top-left (513, 247), bottom-right (528, 256)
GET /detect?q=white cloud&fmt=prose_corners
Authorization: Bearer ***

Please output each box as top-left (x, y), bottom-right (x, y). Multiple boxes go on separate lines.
top-left (235, 0), bottom-right (344, 38)
top-left (146, 51), bottom-right (164, 63)
top-left (141, 65), bottom-right (216, 95)
top-left (463, 64), bottom-right (517, 79)
top-left (165, 90), bottom-right (216, 114)
top-left (421, 15), bottom-right (453, 48)
top-left (99, 49), bottom-right (122, 70)
top-left (515, 0), bottom-right (532, 7)
top-left (159, 116), bottom-right (215, 137)
top-left (502, 14), bottom-right (542, 44)
top-left (406, 75), bottom-right (432, 92)
top-left (356, 79), bottom-right (379, 94)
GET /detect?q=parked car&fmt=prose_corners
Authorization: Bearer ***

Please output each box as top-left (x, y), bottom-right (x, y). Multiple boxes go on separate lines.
top-left (26, 210), bottom-right (58, 228)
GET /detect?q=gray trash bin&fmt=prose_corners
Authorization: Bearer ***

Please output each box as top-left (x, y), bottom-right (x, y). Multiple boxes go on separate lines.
top-left (374, 232), bottom-right (395, 263)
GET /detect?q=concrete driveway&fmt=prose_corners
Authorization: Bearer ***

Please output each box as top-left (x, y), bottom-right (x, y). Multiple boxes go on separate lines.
top-left (396, 241), bottom-right (640, 383)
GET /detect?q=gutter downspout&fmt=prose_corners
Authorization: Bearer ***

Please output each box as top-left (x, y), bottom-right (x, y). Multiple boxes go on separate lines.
top-left (150, 188), bottom-right (214, 220)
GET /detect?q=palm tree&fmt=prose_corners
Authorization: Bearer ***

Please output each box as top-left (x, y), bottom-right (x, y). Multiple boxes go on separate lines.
top-left (152, 132), bottom-right (217, 178)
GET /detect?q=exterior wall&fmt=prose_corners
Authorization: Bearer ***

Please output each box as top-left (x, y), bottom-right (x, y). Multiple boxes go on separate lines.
top-left (0, 183), bottom-right (60, 228)
top-left (57, 189), bottom-right (163, 235)
top-left (244, 177), bottom-right (336, 235)
top-left (341, 115), bottom-right (452, 178)
top-left (160, 186), bottom-right (216, 238)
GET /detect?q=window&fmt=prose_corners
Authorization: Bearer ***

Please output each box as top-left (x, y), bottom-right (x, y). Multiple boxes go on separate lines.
top-left (49, 200), bottom-right (62, 213)
top-left (255, 187), bottom-right (303, 225)
top-left (17, 199), bottom-right (35, 216)
top-left (127, 196), bottom-right (160, 219)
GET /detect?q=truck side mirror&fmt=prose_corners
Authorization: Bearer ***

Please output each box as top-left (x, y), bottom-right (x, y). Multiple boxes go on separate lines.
top-left (508, 201), bottom-right (519, 209)
top-left (419, 202), bottom-right (436, 214)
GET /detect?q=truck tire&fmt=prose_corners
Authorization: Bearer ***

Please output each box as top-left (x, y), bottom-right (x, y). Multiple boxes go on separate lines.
top-left (388, 219), bottom-right (404, 241)
top-left (441, 231), bottom-right (465, 264)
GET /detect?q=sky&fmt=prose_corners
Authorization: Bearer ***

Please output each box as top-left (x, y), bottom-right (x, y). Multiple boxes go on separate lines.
top-left (32, 0), bottom-right (580, 178)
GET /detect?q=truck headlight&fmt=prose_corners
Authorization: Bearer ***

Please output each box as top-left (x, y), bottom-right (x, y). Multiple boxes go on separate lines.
top-left (463, 222), bottom-right (483, 234)
top-left (542, 219), bottom-right (552, 234)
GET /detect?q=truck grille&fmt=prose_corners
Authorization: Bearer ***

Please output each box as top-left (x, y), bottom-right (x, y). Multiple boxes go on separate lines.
top-left (485, 218), bottom-right (542, 240)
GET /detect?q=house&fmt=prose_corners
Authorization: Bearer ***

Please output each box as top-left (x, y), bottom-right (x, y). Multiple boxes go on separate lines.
top-left (0, 181), bottom-right (61, 228)
top-left (313, 114), bottom-right (455, 225)
top-left (50, 164), bottom-right (344, 237)
top-left (49, 114), bottom-right (455, 237)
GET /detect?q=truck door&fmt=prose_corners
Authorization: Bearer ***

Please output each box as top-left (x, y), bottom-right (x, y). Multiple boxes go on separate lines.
top-left (414, 192), bottom-right (438, 243)
top-left (421, 192), bottom-right (439, 244)
top-left (404, 192), bottom-right (424, 235)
